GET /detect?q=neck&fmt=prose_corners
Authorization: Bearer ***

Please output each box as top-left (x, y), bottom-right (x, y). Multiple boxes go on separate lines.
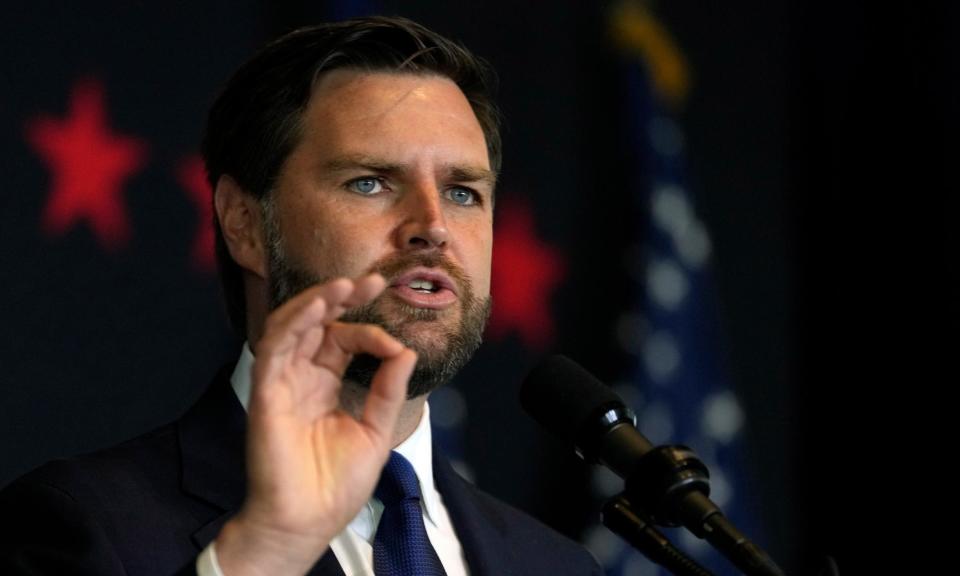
top-left (340, 381), bottom-right (427, 447)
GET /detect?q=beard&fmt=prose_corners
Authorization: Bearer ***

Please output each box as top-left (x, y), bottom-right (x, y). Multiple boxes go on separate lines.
top-left (263, 205), bottom-right (491, 398)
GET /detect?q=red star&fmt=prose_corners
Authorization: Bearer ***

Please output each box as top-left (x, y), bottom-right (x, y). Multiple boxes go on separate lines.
top-left (488, 197), bottom-right (567, 350)
top-left (25, 79), bottom-right (148, 251)
top-left (176, 156), bottom-right (215, 272)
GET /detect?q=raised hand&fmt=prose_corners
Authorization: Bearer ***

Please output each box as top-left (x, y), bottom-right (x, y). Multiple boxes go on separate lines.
top-left (215, 274), bottom-right (417, 576)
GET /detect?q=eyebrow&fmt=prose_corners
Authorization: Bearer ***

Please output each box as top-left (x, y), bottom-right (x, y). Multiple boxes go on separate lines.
top-left (322, 154), bottom-right (498, 188)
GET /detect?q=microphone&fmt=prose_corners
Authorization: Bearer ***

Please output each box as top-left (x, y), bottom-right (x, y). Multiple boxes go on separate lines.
top-left (520, 354), bottom-right (653, 477)
top-left (521, 355), bottom-right (786, 576)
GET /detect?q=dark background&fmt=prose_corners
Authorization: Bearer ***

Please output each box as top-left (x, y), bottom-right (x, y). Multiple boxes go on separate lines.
top-left (1, 1), bottom-right (950, 574)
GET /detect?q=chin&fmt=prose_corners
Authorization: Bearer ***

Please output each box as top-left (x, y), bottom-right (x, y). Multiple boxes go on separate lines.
top-left (393, 323), bottom-right (460, 361)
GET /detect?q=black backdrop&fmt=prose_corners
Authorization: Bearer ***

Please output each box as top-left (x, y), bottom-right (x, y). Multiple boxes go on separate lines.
top-left (1, 2), bottom-right (951, 574)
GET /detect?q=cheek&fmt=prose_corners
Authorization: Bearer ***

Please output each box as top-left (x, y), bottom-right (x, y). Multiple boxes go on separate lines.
top-left (280, 198), bottom-right (359, 276)
top-left (305, 223), bottom-right (379, 279)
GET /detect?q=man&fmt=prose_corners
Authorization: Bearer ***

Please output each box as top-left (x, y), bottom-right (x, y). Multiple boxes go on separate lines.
top-left (0, 15), bottom-right (602, 576)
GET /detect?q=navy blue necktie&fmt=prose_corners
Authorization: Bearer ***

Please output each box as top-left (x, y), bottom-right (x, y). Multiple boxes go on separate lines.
top-left (373, 451), bottom-right (447, 576)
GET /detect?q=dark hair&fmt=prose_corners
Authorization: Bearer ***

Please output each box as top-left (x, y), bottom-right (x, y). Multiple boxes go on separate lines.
top-left (202, 16), bottom-right (501, 337)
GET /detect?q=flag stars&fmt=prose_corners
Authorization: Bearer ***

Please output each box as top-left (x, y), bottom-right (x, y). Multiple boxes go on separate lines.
top-left (488, 198), bottom-right (566, 350)
top-left (647, 258), bottom-right (689, 310)
top-left (652, 185), bottom-right (691, 233)
top-left (176, 155), bottom-right (215, 272)
top-left (26, 78), bottom-right (148, 250)
top-left (652, 185), bottom-right (712, 269)
top-left (700, 391), bottom-right (745, 444)
top-left (676, 223), bottom-right (711, 269)
top-left (24, 79), bottom-right (217, 273)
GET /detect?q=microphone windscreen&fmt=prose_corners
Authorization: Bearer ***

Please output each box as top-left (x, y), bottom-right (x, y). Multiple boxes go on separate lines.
top-left (520, 355), bottom-right (625, 449)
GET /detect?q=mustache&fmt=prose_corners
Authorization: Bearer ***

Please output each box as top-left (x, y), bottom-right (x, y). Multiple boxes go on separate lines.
top-left (364, 251), bottom-right (471, 295)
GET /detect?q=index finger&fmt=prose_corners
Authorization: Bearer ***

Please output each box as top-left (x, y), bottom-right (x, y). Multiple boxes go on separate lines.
top-left (262, 274), bottom-right (386, 345)
top-left (326, 273), bottom-right (389, 319)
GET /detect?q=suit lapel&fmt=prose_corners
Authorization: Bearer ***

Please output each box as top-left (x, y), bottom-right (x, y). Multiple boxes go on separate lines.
top-left (433, 447), bottom-right (519, 576)
top-left (174, 373), bottom-right (532, 576)
top-left (177, 367), bottom-right (246, 525)
top-left (177, 366), bottom-right (345, 576)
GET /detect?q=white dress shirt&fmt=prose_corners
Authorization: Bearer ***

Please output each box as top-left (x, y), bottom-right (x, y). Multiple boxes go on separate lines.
top-left (197, 343), bottom-right (469, 576)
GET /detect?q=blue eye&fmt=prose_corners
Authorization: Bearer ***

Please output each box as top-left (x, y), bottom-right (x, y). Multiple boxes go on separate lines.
top-left (348, 178), bottom-right (383, 195)
top-left (448, 187), bottom-right (477, 206)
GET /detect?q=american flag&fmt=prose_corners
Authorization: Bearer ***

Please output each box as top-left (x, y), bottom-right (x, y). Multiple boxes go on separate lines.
top-left (583, 3), bottom-right (765, 575)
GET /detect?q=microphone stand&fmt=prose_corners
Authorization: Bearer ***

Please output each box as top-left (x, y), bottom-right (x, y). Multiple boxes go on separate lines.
top-left (518, 355), bottom-right (832, 576)
top-left (605, 482), bottom-right (841, 576)
top-left (622, 443), bottom-right (787, 576)
top-left (602, 494), bottom-right (714, 576)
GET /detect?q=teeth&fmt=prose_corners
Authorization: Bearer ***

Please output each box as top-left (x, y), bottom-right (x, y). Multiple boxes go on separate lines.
top-left (409, 279), bottom-right (436, 291)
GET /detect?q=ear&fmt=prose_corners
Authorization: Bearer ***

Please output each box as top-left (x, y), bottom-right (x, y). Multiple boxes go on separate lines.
top-left (214, 175), bottom-right (268, 279)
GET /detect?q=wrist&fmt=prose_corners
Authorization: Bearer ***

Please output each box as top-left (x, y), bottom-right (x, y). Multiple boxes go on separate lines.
top-left (214, 513), bottom-right (329, 576)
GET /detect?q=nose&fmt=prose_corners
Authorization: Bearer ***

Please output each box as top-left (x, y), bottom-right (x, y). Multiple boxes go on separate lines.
top-left (396, 186), bottom-right (449, 249)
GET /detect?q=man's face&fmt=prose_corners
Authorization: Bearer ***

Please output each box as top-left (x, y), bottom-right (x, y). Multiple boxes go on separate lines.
top-left (264, 70), bottom-right (495, 396)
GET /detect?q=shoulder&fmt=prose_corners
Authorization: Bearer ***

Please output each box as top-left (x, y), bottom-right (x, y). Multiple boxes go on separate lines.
top-left (6, 422), bottom-right (182, 504)
top-left (0, 421), bottom-right (213, 576)
top-left (3, 364), bottom-right (243, 526)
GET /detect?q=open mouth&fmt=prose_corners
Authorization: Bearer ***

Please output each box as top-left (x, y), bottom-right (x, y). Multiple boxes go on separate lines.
top-left (408, 279), bottom-right (441, 293)
top-left (388, 268), bottom-right (459, 309)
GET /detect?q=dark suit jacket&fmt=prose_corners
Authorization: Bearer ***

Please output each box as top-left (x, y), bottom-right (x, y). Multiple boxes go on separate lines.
top-left (0, 368), bottom-right (602, 575)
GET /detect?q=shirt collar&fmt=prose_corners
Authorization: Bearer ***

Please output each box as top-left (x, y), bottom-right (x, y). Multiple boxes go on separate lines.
top-left (229, 341), bottom-right (441, 527)
top-left (229, 342), bottom-right (254, 412)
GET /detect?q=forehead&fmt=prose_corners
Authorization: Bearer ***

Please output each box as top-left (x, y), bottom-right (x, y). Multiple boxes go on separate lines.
top-left (296, 69), bottom-right (490, 169)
